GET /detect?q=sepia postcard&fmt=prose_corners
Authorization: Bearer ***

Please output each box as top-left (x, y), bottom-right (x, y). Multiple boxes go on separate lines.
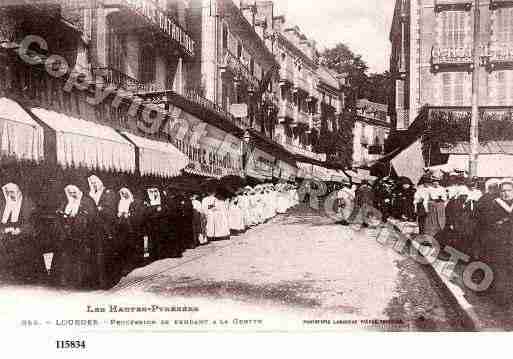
top-left (0, 0), bottom-right (511, 354)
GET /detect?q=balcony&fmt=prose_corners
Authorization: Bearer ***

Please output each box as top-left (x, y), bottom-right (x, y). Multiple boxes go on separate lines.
top-left (293, 75), bottom-right (309, 95)
top-left (103, 0), bottom-right (194, 56)
top-left (295, 108), bottom-right (310, 126)
top-left (434, 0), bottom-right (472, 12)
top-left (431, 45), bottom-right (473, 72)
top-left (182, 89), bottom-right (249, 129)
top-left (279, 67), bottom-right (294, 86)
top-left (221, 51), bottom-right (259, 89)
top-left (278, 101), bottom-right (295, 122)
top-left (485, 43), bottom-right (513, 71)
top-left (490, 0), bottom-right (513, 10)
top-left (283, 143), bottom-right (327, 162)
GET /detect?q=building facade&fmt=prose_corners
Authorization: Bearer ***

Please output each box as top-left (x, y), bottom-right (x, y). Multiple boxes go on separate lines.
top-left (390, 0), bottom-right (513, 130)
top-left (0, 0), bottom-right (351, 184)
top-left (353, 99), bottom-right (391, 167)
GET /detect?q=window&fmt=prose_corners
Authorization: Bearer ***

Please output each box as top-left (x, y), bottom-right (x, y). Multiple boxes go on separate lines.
top-left (498, 71), bottom-right (507, 103)
top-left (140, 45), bottom-right (156, 83)
top-left (496, 8), bottom-right (513, 43)
top-left (442, 73), bottom-right (452, 104)
top-left (222, 24), bottom-right (228, 51)
top-left (250, 59), bottom-right (254, 75)
top-left (237, 41), bottom-right (242, 59)
top-left (107, 21), bottom-right (125, 71)
top-left (441, 11), bottom-right (466, 48)
top-left (454, 72), bottom-right (464, 105)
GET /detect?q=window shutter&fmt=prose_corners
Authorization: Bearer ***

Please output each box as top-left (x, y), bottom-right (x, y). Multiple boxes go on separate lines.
top-left (442, 73), bottom-right (451, 105)
top-left (498, 71), bottom-right (506, 104)
top-left (454, 72), bottom-right (464, 105)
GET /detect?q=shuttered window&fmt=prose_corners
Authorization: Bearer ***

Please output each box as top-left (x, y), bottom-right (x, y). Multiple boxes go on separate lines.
top-left (442, 73), bottom-right (452, 105)
top-left (107, 21), bottom-right (125, 72)
top-left (441, 11), bottom-right (466, 48)
top-left (498, 71), bottom-right (507, 103)
top-left (454, 72), bottom-right (464, 105)
top-left (139, 44), bottom-right (156, 83)
top-left (497, 8), bottom-right (513, 43)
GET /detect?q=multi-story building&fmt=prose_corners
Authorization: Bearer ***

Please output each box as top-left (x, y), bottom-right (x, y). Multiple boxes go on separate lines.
top-left (390, 0), bottom-right (513, 130)
top-left (0, 0), bottom-right (350, 185)
top-left (353, 99), bottom-right (391, 167)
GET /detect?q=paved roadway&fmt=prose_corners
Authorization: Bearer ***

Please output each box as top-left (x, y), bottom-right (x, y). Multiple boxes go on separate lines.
top-left (110, 204), bottom-right (469, 331)
top-left (0, 204), bottom-right (470, 332)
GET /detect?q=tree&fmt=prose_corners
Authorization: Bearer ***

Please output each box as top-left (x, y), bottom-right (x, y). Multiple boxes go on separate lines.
top-left (320, 43), bottom-right (369, 109)
top-left (364, 71), bottom-right (394, 105)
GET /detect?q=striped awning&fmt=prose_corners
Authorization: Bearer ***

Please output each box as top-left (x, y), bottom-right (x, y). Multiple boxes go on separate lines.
top-left (0, 98), bottom-right (44, 162)
top-left (31, 107), bottom-right (135, 172)
top-left (121, 132), bottom-right (189, 178)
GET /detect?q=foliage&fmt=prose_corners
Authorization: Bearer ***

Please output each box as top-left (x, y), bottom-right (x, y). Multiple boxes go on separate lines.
top-left (421, 110), bottom-right (513, 166)
top-left (320, 43), bottom-right (368, 108)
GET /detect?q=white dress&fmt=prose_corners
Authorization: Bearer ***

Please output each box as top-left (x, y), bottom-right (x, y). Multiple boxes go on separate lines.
top-left (229, 197), bottom-right (245, 231)
top-left (211, 197), bottom-right (230, 238)
top-left (276, 190), bottom-right (289, 214)
top-left (202, 195), bottom-right (216, 239)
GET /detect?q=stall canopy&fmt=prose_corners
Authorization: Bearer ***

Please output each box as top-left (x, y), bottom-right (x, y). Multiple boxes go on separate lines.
top-left (122, 131), bottom-right (189, 178)
top-left (0, 98), bottom-right (44, 162)
top-left (296, 162), bottom-right (349, 183)
top-left (31, 107), bottom-right (135, 172)
top-left (277, 160), bottom-right (297, 181)
top-left (440, 141), bottom-right (513, 178)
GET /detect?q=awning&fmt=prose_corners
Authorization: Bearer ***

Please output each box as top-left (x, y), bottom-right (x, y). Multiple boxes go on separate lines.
top-left (446, 154), bottom-right (513, 178)
top-left (31, 108), bottom-right (135, 172)
top-left (0, 98), bottom-right (44, 162)
top-left (278, 160), bottom-right (297, 181)
top-left (122, 132), bottom-right (189, 178)
top-left (246, 148), bottom-right (275, 180)
top-left (390, 139), bottom-right (425, 185)
top-left (297, 162), bottom-right (313, 179)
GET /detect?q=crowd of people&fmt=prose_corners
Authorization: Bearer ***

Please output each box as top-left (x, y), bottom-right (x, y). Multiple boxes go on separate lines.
top-left (347, 171), bottom-right (513, 307)
top-left (0, 175), bottom-right (300, 290)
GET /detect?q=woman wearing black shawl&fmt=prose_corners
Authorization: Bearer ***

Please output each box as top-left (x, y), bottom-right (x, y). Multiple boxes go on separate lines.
top-left (0, 183), bottom-right (45, 282)
top-left (87, 175), bottom-right (117, 289)
top-left (475, 180), bottom-right (513, 306)
top-left (114, 187), bottom-right (144, 277)
top-left (53, 185), bottom-right (97, 288)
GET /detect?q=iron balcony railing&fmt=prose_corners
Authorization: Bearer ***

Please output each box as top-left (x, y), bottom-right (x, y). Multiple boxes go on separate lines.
top-left (103, 0), bottom-right (194, 56)
top-left (221, 51), bottom-right (259, 89)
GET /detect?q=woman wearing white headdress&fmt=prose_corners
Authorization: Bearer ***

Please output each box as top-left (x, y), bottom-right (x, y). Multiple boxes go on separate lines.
top-left (87, 175), bottom-right (117, 289)
top-left (0, 183), bottom-right (44, 282)
top-left (228, 190), bottom-right (245, 235)
top-left (53, 185), bottom-right (97, 288)
top-left (115, 187), bottom-right (143, 276)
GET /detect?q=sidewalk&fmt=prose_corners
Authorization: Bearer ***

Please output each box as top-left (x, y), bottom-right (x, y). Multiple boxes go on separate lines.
top-left (388, 218), bottom-right (513, 331)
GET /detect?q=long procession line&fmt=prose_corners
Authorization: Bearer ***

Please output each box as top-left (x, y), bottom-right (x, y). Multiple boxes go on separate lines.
top-left (109, 217), bottom-right (281, 293)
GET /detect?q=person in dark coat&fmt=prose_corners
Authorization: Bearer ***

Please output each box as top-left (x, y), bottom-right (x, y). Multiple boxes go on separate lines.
top-left (373, 177), bottom-right (394, 223)
top-left (87, 175), bottom-right (117, 289)
top-left (142, 187), bottom-right (167, 261)
top-left (161, 189), bottom-right (183, 258)
top-left (114, 187), bottom-right (144, 277)
top-left (439, 186), bottom-right (475, 254)
top-left (474, 180), bottom-right (513, 306)
top-left (350, 180), bottom-right (375, 227)
top-left (178, 192), bottom-right (196, 250)
top-left (395, 179), bottom-right (416, 222)
top-left (0, 183), bottom-right (45, 283)
top-left (53, 185), bottom-right (97, 289)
